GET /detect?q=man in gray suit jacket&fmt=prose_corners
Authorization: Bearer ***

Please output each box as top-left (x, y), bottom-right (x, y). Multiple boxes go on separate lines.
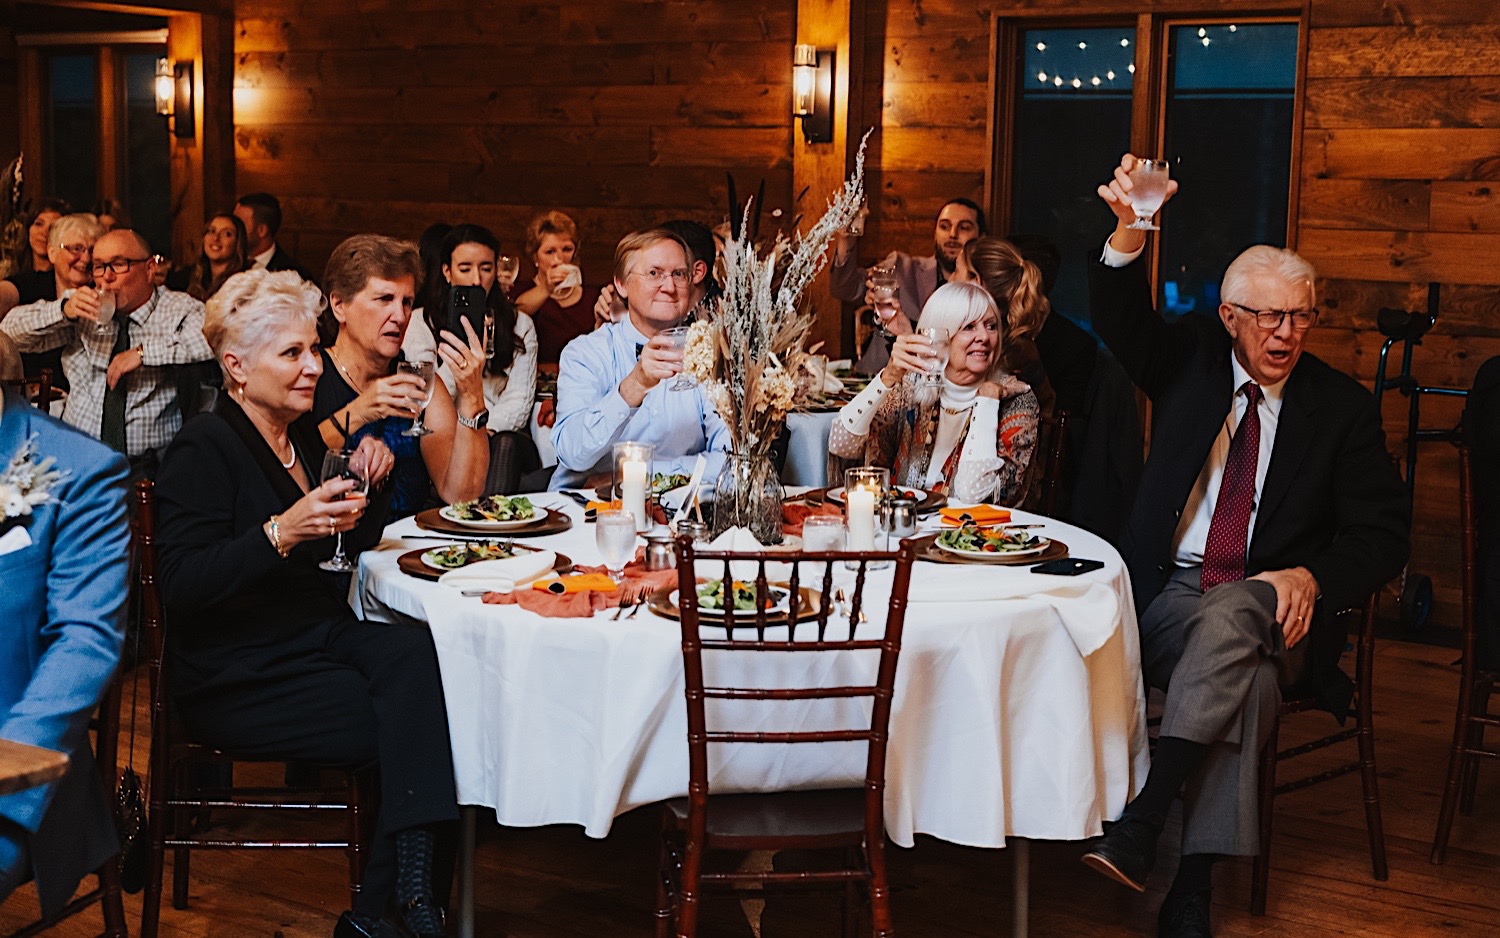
top-left (0, 383), bottom-right (130, 915)
top-left (1079, 157), bottom-right (1409, 937)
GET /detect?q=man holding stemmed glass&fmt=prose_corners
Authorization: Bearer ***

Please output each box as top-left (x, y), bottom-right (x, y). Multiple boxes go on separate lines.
top-left (1, 227), bottom-right (212, 476)
top-left (829, 197), bottom-right (987, 374)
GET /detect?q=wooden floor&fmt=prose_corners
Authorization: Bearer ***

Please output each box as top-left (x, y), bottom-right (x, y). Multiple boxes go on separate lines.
top-left (4, 639), bottom-right (1497, 937)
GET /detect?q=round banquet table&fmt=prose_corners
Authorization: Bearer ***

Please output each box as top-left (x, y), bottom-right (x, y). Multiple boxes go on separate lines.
top-left (354, 497), bottom-right (1148, 935)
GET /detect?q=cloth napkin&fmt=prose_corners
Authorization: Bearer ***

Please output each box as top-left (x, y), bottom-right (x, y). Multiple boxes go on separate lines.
top-left (782, 500), bottom-right (842, 537)
top-left (533, 572), bottom-right (619, 594)
top-left (908, 568), bottom-right (1119, 658)
top-left (481, 549), bottom-right (678, 618)
top-left (436, 550), bottom-right (557, 592)
top-left (939, 505), bottom-right (1012, 527)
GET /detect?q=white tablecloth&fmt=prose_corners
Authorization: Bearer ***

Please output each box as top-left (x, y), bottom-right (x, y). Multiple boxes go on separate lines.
top-left (354, 501), bottom-right (1147, 848)
top-left (530, 404), bottom-right (841, 488)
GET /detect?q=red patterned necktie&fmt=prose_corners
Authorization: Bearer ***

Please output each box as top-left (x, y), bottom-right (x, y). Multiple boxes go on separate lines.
top-left (1200, 382), bottom-right (1262, 591)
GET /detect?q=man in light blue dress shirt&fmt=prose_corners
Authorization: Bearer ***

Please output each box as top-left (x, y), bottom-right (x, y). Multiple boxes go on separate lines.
top-left (550, 228), bottom-right (730, 490)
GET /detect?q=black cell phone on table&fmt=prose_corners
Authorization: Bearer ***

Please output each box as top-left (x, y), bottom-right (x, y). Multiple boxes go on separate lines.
top-left (448, 284), bottom-right (488, 340)
top-left (1031, 557), bottom-right (1105, 576)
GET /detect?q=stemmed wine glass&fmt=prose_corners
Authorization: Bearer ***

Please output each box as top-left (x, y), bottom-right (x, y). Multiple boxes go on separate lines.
top-left (497, 255), bottom-right (521, 291)
top-left (595, 509), bottom-right (638, 584)
top-left (869, 266), bottom-right (899, 336)
top-left (1127, 159), bottom-right (1171, 230)
top-left (661, 325), bottom-right (695, 391)
top-left (399, 359), bottom-right (436, 437)
top-left (318, 450), bottom-right (370, 573)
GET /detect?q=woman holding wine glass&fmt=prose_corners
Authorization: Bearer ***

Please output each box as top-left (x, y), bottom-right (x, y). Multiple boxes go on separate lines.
top-left (828, 281), bottom-right (1039, 505)
top-left (312, 234), bottom-right (489, 519)
top-left (509, 210), bottom-right (600, 366)
top-left (155, 269), bottom-right (459, 938)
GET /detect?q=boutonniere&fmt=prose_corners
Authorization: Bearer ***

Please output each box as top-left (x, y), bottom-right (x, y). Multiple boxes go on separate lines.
top-left (1, 435), bottom-right (66, 520)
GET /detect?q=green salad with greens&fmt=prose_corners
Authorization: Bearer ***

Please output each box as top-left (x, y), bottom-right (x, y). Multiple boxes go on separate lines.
top-left (935, 523), bottom-right (1045, 554)
top-left (450, 495), bottom-right (536, 523)
top-left (696, 578), bottom-right (788, 612)
top-left (422, 542), bottom-right (515, 570)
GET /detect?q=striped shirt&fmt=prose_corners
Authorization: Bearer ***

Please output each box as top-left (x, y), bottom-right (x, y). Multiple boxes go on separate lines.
top-left (1, 287), bottom-right (212, 456)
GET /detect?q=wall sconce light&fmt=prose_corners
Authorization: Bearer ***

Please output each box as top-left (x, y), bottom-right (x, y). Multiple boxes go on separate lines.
top-left (173, 61), bottom-right (195, 139)
top-left (154, 57), bottom-right (173, 116)
top-left (792, 43), bottom-right (834, 144)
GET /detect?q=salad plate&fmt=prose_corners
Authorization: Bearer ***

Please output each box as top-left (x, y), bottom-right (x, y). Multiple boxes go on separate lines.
top-left (439, 495), bottom-right (542, 531)
top-left (671, 579), bottom-right (791, 617)
top-left (912, 532), bottom-right (1069, 567)
top-left (934, 524), bottom-right (1051, 559)
top-left (415, 506), bottom-right (572, 538)
top-left (397, 545), bottom-right (573, 582)
top-left (647, 583), bottom-right (822, 625)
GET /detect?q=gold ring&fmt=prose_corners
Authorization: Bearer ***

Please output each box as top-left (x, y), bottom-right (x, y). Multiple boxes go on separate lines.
top-left (329, 516), bottom-right (336, 534)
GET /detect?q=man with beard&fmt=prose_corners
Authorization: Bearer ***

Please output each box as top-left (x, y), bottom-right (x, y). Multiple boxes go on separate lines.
top-left (829, 198), bottom-right (986, 374)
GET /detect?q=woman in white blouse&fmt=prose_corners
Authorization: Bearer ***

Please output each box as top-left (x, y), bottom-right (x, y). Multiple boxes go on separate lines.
top-left (829, 280), bottom-right (1039, 505)
top-left (403, 224), bottom-right (540, 493)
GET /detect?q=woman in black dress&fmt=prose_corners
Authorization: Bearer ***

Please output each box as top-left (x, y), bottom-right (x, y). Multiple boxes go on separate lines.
top-left (155, 268), bottom-right (457, 938)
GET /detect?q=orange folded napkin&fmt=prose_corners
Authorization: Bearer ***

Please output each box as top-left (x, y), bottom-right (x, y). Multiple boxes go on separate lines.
top-left (939, 505), bottom-right (1012, 527)
top-left (481, 549), bottom-right (679, 618)
top-left (533, 572), bottom-right (619, 594)
top-left (781, 500), bottom-right (843, 537)
top-left (587, 499), bottom-right (621, 513)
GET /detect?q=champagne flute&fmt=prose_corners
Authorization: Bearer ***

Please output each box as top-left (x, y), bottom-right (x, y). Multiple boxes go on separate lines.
top-left (497, 254), bottom-right (521, 291)
top-left (399, 359), bottom-right (436, 437)
top-left (596, 509), bottom-right (638, 584)
top-left (1127, 159), bottom-right (1171, 230)
top-left (662, 325), bottom-right (695, 391)
top-left (318, 451), bottom-right (369, 573)
top-left (869, 266), bottom-right (899, 336)
top-left (94, 289), bottom-right (116, 337)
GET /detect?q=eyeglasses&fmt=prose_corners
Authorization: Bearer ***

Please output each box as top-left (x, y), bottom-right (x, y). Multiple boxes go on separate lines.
top-left (629, 267), bottom-right (691, 285)
top-left (59, 243), bottom-right (91, 257)
top-left (1227, 302), bottom-right (1319, 331)
top-left (89, 256), bottom-right (153, 277)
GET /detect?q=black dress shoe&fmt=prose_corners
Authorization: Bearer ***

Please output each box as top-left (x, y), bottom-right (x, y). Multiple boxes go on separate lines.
top-left (334, 910), bottom-right (410, 938)
top-left (1158, 886), bottom-right (1213, 937)
top-left (1080, 811), bottom-right (1163, 892)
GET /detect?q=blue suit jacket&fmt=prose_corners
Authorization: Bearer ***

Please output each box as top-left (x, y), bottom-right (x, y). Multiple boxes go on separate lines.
top-left (0, 388), bottom-right (129, 914)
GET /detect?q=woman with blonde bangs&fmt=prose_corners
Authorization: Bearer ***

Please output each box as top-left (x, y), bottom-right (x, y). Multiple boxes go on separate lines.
top-left (829, 280), bottom-right (1039, 505)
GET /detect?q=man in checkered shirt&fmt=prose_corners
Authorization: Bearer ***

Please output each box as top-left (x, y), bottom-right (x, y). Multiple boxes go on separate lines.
top-left (1, 228), bottom-right (212, 473)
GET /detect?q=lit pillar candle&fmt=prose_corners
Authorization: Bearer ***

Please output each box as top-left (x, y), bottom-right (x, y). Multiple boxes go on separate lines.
top-left (621, 458), bottom-right (649, 532)
top-left (846, 486), bottom-right (876, 550)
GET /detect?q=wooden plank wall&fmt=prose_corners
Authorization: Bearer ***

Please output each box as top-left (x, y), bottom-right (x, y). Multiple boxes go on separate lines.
top-left (230, 0), bottom-right (796, 285)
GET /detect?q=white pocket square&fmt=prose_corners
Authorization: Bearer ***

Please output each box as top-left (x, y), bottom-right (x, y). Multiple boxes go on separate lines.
top-left (0, 525), bottom-right (33, 556)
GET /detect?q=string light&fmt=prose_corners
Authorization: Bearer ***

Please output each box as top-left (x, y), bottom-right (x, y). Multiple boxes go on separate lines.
top-left (1071, 77), bottom-right (1081, 88)
top-left (1036, 42), bottom-right (1046, 51)
top-left (1202, 36), bottom-right (1211, 46)
top-left (1121, 38), bottom-right (1130, 47)
top-left (1037, 71), bottom-right (1048, 82)
top-left (1053, 76), bottom-right (1063, 87)
top-left (1091, 75), bottom-right (1101, 85)
top-left (1197, 27), bottom-right (1207, 37)
top-left (1078, 41), bottom-right (1088, 49)
top-left (1106, 69), bottom-right (1116, 80)
top-left (1229, 24), bottom-right (1237, 32)
top-left (1128, 63), bottom-right (1136, 73)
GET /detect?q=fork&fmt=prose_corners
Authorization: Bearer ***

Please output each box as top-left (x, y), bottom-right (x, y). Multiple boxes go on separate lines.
top-left (612, 597), bottom-right (638, 621)
top-left (625, 600), bottom-right (644, 619)
top-left (834, 588), bottom-right (850, 619)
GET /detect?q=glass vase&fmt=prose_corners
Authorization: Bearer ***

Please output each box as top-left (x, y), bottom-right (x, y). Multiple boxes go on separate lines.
top-left (711, 451), bottom-right (785, 545)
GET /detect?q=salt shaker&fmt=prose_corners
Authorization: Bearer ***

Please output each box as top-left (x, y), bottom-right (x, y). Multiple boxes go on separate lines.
top-left (884, 494), bottom-right (919, 540)
top-left (644, 534), bottom-right (677, 571)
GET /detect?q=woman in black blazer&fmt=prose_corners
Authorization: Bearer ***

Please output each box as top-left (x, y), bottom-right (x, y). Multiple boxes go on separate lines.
top-left (155, 269), bottom-right (455, 938)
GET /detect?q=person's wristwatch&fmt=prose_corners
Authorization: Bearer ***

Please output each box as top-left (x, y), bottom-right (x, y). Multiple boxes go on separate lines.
top-left (457, 409), bottom-right (489, 430)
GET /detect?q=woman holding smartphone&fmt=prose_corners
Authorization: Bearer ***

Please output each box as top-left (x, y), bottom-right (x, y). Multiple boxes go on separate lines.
top-left (404, 224), bottom-right (539, 493)
top-left (509, 210), bottom-right (599, 366)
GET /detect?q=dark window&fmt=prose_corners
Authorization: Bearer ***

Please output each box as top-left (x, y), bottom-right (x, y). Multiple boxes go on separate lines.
top-left (124, 52), bottom-right (171, 253)
top-left (46, 54), bottom-right (97, 212)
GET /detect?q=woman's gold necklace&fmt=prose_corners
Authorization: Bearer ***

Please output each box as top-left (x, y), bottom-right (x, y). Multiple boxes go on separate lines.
top-left (326, 345), bottom-right (366, 392)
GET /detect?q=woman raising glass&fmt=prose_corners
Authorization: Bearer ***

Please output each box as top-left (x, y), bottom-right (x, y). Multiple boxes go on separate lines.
top-left (313, 234), bottom-right (489, 518)
top-left (166, 212), bottom-right (250, 301)
top-left (829, 281), bottom-right (1039, 505)
top-left (403, 223), bottom-right (540, 494)
top-left (155, 269), bottom-right (455, 938)
top-left (510, 210), bottom-right (599, 366)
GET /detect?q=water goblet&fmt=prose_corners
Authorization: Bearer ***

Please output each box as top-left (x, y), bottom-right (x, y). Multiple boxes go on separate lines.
top-left (399, 359), bottom-right (437, 437)
top-left (1127, 159), bottom-right (1171, 231)
top-left (94, 289), bottom-right (116, 337)
top-left (596, 509), bottom-right (638, 584)
top-left (318, 451), bottom-right (369, 573)
top-left (661, 325), bottom-right (695, 391)
top-left (915, 327), bottom-right (950, 389)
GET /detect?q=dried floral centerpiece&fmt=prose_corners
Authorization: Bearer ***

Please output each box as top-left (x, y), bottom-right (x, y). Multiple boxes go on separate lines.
top-left (684, 134), bottom-right (870, 542)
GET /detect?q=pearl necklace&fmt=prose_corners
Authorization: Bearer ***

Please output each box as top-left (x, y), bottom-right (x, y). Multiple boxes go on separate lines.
top-left (278, 443), bottom-right (296, 470)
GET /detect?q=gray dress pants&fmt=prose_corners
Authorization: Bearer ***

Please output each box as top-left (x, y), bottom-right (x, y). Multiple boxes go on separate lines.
top-left (1138, 567), bottom-right (1307, 857)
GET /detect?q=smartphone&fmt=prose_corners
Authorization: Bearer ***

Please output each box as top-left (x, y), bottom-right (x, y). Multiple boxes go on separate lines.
top-left (1031, 557), bottom-right (1105, 576)
top-left (449, 284), bottom-right (488, 339)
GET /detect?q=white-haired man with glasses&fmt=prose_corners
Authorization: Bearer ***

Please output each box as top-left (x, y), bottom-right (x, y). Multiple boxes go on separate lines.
top-left (1078, 155), bottom-right (1410, 937)
top-left (1, 228), bottom-right (212, 474)
top-left (550, 227), bottom-right (729, 490)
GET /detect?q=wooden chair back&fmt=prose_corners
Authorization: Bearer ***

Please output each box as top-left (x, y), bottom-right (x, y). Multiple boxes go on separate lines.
top-left (132, 479), bottom-right (374, 938)
top-left (1031, 408), bottom-right (1070, 516)
top-left (0, 368), bottom-right (56, 411)
top-left (672, 535), bottom-right (916, 844)
top-left (1432, 440), bottom-right (1500, 862)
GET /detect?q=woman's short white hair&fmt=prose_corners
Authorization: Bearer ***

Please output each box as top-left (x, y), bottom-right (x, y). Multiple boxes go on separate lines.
top-left (48, 213), bottom-right (103, 253)
top-left (917, 280), bottom-right (1003, 347)
top-left (1220, 245), bottom-right (1317, 308)
top-left (203, 269), bottom-right (325, 382)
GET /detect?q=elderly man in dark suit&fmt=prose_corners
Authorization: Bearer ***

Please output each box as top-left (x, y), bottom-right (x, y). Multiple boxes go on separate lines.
top-left (0, 382), bottom-right (129, 915)
top-left (1079, 155), bottom-right (1410, 937)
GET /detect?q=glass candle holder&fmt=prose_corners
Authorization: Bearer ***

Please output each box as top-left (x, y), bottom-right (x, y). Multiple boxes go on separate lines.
top-left (613, 441), bottom-right (655, 533)
top-left (843, 466), bottom-right (891, 567)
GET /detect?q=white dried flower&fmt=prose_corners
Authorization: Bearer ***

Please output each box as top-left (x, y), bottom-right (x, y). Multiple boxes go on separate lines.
top-left (684, 320), bottom-right (717, 382)
top-left (0, 437), bottom-right (65, 520)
